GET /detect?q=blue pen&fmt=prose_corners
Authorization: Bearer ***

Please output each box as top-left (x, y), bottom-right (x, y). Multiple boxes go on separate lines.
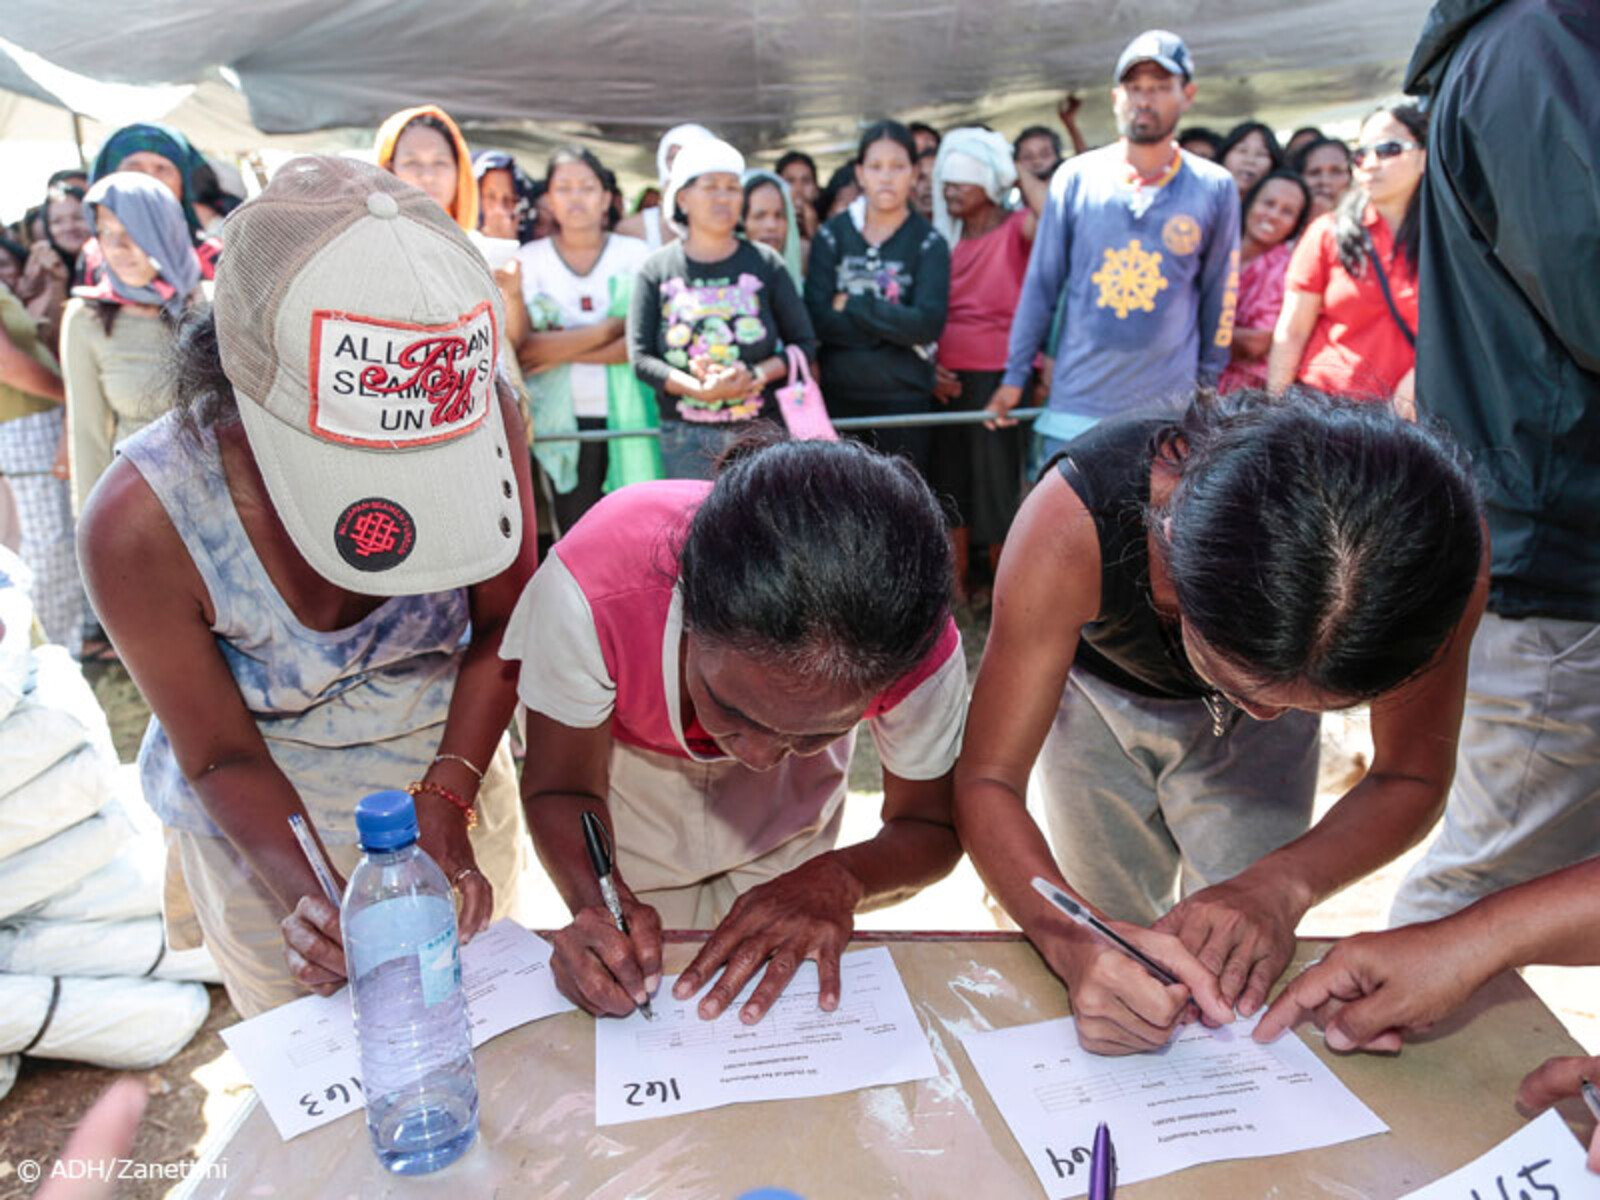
top-left (1088, 1121), bottom-right (1116, 1200)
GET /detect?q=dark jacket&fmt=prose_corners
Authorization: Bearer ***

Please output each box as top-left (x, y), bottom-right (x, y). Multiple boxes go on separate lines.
top-left (1406, 0), bottom-right (1600, 620)
top-left (804, 210), bottom-right (949, 407)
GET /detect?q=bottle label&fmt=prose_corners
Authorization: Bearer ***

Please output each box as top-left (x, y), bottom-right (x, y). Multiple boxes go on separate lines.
top-left (418, 924), bottom-right (462, 1008)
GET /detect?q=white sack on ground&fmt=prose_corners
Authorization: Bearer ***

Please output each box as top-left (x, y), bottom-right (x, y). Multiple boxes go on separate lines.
top-left (0, 802), bottom-right (129, 922)
top-left (0, 1052), bottom-right (16, 1102)
top-left (0, 916), bottom-right (221, 983)
top-left (25, 840), bottom-right (163, 924)
top-left (0, 973), bottom-right (210, 1068)
top-left (0, 744), bottom-right (115, 860)
top-left (0, 564), bottom-right (33, 727)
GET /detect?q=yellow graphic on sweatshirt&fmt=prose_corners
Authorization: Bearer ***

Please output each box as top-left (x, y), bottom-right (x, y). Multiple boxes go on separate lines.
top-left (1092, 240), bottom-right (1168, 319)
top-left (1162, 214), bottom-right (1201, 255)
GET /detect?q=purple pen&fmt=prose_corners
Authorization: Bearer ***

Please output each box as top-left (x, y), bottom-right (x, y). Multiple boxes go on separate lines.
top-left (1088, 1121), bottom-right (1116, 1200)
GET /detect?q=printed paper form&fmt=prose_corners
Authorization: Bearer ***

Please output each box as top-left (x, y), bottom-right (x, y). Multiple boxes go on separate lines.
top-left (220, 920), bottom-right (574, 1140)
top-left (593, 945), bottom-right (938, 1126)
top-left (1398, 1108), bottom-right (1594, 1198)
top-left (961, 1011), bottom-right (1389, 1197)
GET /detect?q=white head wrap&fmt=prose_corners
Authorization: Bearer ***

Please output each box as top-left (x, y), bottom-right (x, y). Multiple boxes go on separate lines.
top-left (656, 123), bottom-right (715, 185)
top-left (932, 127), bottom-right (1019, 243)
top-left (664, 137), bottom-right (746, 235)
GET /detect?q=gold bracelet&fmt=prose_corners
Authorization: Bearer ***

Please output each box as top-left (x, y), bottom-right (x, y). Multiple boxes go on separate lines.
top-left (432, 752), bottom-right (485, 781)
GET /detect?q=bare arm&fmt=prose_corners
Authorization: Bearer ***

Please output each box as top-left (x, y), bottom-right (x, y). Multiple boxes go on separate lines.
top-left (517, 318), bottom-right (625, 372)
top-left (81, 457), bottom-right (344, 991)
top-left (1057, 94), bottom-right (1088, 156)
top-left (956, 471), bottom-right (1232, 1052)
top-left (0, 321), bottom-right (64, 403)
top-left (1160, 533), bottom-right (1490, 1016)
top-left (1266, 289), bottom-right (1321, 393)
top-left (1258, 854), bottom-right (1600, 1053)
top-left (568, 335), bottom-right (630, 366)
top-left (495, 261), bottom-right (530, 356)
top-left (521, 708), bottom-right (664, 1018)
top-left (1229, 327), bottom-right (1273, 363)
top-left (676, 763), bottom-right (963, 1026)
top-left (1014, 163), bottom-right (1049, 240)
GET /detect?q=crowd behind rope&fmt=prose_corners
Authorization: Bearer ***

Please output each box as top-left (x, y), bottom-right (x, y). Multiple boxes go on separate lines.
top-left (0, 9), bottom-right (1597, 1172)
top-left (1, 79), bottom-right (1376, 618)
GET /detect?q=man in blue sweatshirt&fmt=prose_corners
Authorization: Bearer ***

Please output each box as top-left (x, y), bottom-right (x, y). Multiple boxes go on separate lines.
top-left (988, 30), bottom-right (1239, 455)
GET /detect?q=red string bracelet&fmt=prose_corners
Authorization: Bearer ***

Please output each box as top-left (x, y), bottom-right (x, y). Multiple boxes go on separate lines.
top-left (407, 780), bottom-right (478, 831)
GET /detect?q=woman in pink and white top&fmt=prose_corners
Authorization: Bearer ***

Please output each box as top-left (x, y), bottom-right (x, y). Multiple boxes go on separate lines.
top-left (1217, 170), bottom-right (1310, 394)
top-left (501, 434), bottom-right (966, 1025)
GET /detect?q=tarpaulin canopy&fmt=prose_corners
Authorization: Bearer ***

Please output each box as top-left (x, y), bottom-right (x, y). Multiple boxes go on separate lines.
top-left (4, 0), bottom-right (1432, 181)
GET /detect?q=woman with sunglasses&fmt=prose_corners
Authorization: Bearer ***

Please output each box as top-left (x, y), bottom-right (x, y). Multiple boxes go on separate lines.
top-left (1268, 100), bottom-right (1427, 410)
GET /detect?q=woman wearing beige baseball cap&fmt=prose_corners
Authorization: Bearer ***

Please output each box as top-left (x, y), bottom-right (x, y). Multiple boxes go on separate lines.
top-left (76, 156), bottom-right (539, 1017)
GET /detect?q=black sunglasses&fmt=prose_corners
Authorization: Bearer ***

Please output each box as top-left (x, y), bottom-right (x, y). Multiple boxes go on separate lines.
top-left (1353, 139), bottom-right (1421, 163)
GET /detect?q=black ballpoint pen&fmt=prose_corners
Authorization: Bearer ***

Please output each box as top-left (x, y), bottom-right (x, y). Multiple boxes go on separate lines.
top-left (581, 810), bottom-right (654, 1019)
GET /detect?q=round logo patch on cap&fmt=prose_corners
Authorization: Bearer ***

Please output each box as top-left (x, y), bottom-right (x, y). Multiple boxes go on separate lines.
top-left (334, 498), bottom-right (416, 572)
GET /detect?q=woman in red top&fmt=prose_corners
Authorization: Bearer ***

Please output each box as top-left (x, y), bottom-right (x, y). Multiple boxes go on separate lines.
top-left (1268, 99), bottom-right (1427, 411)
top-left (1218, 170), bottom-right (1310, 394)
top-left (928, 127), bottom-right (1047, 603)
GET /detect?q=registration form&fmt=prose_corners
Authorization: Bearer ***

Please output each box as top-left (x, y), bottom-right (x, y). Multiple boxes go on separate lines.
top-left (962, 1011), bottom-right (1388, 1197)
top-left (593, 945), bottom-right (938, 1126)
top-left (221, 920), bottom-right (574, 1139)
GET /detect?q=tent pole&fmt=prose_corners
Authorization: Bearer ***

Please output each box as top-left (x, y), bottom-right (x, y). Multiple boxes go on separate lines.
top-left (71, 111), bottom-right (87, 170)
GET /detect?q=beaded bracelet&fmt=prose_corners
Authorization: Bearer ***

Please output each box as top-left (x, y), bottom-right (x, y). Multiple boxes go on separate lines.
top-left (408, 779), bottom-right (478, 831)
top-left (432, 752), bottom-right (485, 782)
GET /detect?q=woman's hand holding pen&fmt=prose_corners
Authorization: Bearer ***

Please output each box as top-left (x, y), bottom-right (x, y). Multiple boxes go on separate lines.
top-left (1037, 912), bottom-right (1233, 1055)
top-left (282, 892), bottom-right (346, 996)
top-left (1153, 867), bottom-right (1308, 1017)
top-left (550, 892), bottom-right (663, 1018)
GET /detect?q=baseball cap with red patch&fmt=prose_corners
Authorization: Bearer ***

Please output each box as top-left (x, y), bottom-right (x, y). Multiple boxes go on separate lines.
top-left (212, 154), bottom-right (521, 595)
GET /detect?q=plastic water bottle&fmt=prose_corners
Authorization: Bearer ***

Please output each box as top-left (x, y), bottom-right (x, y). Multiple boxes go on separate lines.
top-left (342, 789), bottom-right (478, 1175)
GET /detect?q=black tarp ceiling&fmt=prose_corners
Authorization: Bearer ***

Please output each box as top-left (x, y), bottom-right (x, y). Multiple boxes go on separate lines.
top-left (4, 0), bottom-right (1434, 178)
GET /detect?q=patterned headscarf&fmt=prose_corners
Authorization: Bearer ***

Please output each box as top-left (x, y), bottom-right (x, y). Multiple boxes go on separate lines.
top-left (374, 105), bottom-right (478, 231)
top-left (76, 172), bottom-right (201, 316)
top-left (90, 123), bottom-right (207, 237)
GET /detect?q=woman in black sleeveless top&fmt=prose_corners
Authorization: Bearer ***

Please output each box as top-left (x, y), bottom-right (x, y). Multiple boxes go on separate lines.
top-left (955, 389), bottom-right (1487, 1055)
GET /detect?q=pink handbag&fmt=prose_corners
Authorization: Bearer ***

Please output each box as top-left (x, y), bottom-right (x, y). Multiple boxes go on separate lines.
top-left (775, 345), bottom-right (839, 441)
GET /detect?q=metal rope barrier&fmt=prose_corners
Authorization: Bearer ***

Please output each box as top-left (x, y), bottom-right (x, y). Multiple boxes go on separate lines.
top-left (532, 407), bottom-right (1046, 443)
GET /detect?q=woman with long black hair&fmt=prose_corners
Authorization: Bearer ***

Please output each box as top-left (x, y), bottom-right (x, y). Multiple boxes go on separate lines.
top-left (955, 388), bottom-right (1486, 1055)
top-left (805, 120), bottom-right (949, 477)
top-left (511, 146), bottom-right (653, 533)
top-left (1217, 120), bottom-right (1285, 199)
top-left (1269, 99), bottom-right (1427, 408)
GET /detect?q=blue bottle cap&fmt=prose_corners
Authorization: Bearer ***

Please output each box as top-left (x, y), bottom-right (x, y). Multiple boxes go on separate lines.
top-left (354, 789), bottom-right (419, 851)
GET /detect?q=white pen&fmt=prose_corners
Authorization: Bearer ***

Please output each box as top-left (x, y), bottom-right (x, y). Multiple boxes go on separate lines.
top-left (288, 813), bottom-right (343, 908)
top-left (1030, 876), bottom-right (1181, 987)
